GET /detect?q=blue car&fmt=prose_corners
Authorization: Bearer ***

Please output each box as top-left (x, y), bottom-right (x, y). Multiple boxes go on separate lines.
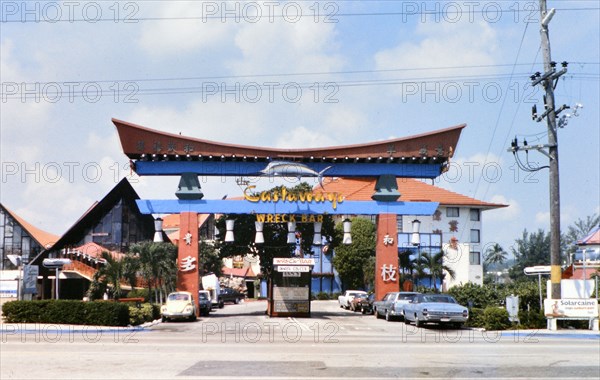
top-left (403, 294), bottom-right (468, 328)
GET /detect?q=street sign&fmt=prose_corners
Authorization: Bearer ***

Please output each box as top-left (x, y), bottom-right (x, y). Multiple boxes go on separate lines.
top-left (276, 266), bottom-right (310, 273)
top-left (23, 265), bottom-right (39, 294)
top-left (524, 265), bottom-right (551, 275)
top-left (42, 258), bottom-right (72, 269)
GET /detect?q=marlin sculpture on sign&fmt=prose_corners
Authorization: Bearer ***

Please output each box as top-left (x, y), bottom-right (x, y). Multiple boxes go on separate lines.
top-left (259, 161), bottom-right (332, 189)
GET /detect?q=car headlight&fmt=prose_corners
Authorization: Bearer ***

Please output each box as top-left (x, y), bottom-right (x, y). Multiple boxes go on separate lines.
top-left (161, 306), bottom-right (167, 313)
top-left (422, 308), bottom-right (428, 316)
top-left (184, 306), bottom-right (193, 313)
top-left (463, 310), bottom-right (468, 318)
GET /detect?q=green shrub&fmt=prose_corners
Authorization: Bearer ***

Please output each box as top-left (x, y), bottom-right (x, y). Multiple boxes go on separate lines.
top-left (465, 307), bottom-right (484, 328)
top-left (129, 303), bottom-right (160, 325)
top-left (316, 292), bottom-right (330, 300)
top-left (126, 289), bottom-right (150, 301)
top-left (518, 310), bottom-right (546, 329)
top-left (448, 283), bottom-right (499, 309)
top-left (2, 300), bottom-right (130, 326)
top-left (482, 307), bottom-right (511, 330)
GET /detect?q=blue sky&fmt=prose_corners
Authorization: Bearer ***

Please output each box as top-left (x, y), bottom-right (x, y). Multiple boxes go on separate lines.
top-left (1, 1), bottom-right (598, 256)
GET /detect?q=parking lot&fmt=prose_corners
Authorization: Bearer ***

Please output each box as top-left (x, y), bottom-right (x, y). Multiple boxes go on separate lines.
top-left (2, 300), bottom-right (600, 379)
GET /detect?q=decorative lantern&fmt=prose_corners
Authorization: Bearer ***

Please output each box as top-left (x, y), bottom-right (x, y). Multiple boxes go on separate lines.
top-left (313, 222), bottom-right (322, 246)
top-left (287, 221), bottom-right (297, 244)
top-left (153, 218), bottom-right (164, 243)
top-left (225, 219), bottom-right (235, 243)
top-left (343, 218), bottom-right (352, 245)
top-left (411, 219), bottom-right (421, 246)
top-left (255, 221), bottom-right (264, 244)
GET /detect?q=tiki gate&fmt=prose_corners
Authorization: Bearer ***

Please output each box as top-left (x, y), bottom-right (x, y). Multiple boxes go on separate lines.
top-left (113, 118), bottom-right (464, 317)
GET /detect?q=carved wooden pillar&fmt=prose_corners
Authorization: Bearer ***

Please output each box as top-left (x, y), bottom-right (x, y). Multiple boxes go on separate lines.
top-left (177, 212), bottom-right (200, 315)
top-left (375, 213), bottom-right (399, 301)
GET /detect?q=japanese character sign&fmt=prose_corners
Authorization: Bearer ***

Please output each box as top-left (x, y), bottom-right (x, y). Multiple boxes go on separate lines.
top-left (381, 264), bottom-right (397, 282)
top-left (180, 256), bottom-right (197, 272)
top-left (184, 232), bottom-right (193, 246)
top-left (383, 234), bottom-right (394, 246)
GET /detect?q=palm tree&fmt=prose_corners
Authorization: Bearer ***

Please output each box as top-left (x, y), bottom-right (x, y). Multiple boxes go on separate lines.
top-left (416, 251), bottom-right (456, 291)
top-left (130, 241), bottom-right (178, 303)
top-left (90, 251), bottom-right (130, 300)
top-left (484, 244), bottom-right (508, 266)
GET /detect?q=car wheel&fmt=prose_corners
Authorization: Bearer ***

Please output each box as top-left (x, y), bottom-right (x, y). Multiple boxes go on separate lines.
top-left (404, 316), bottom-right (411, 324)
top-left (218, 301), bottom-right (224, 309)
top-left (375, 308), bottom-right (382, 319)
top-left (161, 316), bottom-right (167, 323)
top-left (415, 315), bottom-right (422, 327)
top-left (234, 298), bottom-right (239, 304)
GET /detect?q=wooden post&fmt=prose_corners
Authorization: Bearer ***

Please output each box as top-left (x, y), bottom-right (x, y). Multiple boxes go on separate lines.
top-left (375, 213), bottom-right (399, 301)
top-left (177, 212), bottom-right (200, 316)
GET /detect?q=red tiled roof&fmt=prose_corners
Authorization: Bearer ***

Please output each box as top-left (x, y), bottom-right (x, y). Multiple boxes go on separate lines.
top-left (571, 268), bottom-right (600, 280)
top-left (222, 266), bottom-right (256, 278)
top-left (578, 227), bottom-right (600, 245)
top-left (1, 204), bottom-right (59, 249)
top-left (318, 178), bottom-right (507, 209)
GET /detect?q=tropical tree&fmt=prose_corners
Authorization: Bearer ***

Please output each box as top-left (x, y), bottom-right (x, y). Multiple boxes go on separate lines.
top-left (415, 250), bottom-right (456, 291)
top-left (88, 251), bottom-right (138, 300)
top-left (484, 243), bottom-right (508, 272)
top-left (332, 217), bottom-right (376, 290)
top-left (509, 229), bottom-right (552, 280)
top-left (563, 214), bottom-right (599, 255)
top-left (199, 239), bottom-right (223, 277)
top-left (130, 241), bottom-right (178, 303)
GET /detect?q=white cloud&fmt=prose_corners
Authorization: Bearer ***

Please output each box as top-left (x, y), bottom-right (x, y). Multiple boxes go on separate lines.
top-left (535, 211), bottom-right (550, 225)
top-left (375, 20), bottom-right (499, 78)
top-left (137, 1), bottom-right (234, 55)
top-left (487, 195), bottom-right (520, 222)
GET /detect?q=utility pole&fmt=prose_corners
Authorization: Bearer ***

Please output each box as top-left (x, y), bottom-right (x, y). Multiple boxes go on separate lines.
top-left (509, 1), bottom-right (571, 301)
top-left (538, 0), bottom-right (561, 300)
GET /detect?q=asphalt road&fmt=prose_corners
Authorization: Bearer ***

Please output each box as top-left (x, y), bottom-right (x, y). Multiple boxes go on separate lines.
top-left (1, 300), bottom-right (599, 379)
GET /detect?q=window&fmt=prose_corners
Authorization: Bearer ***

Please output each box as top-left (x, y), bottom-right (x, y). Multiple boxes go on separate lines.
top-left (470, 252), bottom-right (481, 265)
top-left (396, 216), bottom-right (403, 232)
top-left (446, 207), bottom-right (459, 217)
top-left (470, 209), bottom-right (480, 221)
top-left (470, 229), bottom-right (480, 243)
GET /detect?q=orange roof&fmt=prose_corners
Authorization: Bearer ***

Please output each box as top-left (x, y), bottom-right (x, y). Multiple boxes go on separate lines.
top-left (1, 204), bottom-right (59, 249)
top-left (222, 266), bottom-right (256, 278)
top-left (578, 227), bottom-right (600, 245)
top-left (161, 213), bottom-right (210, 229)
top-left (319, 178), bottom-right (507, 209)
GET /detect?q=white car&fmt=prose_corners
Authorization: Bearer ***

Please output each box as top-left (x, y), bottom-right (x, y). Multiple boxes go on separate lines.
top-left (338, 290), bottom-right (368, 309)
top-left (161, 291), bottom-right (197, 322)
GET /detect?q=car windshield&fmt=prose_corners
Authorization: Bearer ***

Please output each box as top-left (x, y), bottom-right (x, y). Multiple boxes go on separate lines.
top-left (398, 293), bottom-right (418, 300)
top-left (422, 295), bottom-right (456, 303)
top-left (350, 292), bottom-right (367, 297)
top-left (169, 293), bottom-right (190, 301)
top-left (199, 293), bottom-right (209, 300)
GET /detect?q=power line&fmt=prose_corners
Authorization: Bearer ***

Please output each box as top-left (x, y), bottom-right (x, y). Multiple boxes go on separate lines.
top-left (5, 62), bottom-right (599, 86)
top-left (2, 6), bottom-right (598, 23)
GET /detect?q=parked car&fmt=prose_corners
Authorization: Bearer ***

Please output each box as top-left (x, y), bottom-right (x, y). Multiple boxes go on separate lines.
top-left (198, 290), bottom-right (212, 316)
top-left (358, 293), bottom-right (375, 314)
top-left (161, 291), bottom-right (197, 322)
top-left (219, 287), bottom-right (244, 304)
top-left (338, 290), bottom-right (368, 309)
top-left (350, 293), bottom-right (371, 312)
top-left (403, 294), bottom-right (469, 328)
top-left (373, 292), bottom-right (420, 321)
